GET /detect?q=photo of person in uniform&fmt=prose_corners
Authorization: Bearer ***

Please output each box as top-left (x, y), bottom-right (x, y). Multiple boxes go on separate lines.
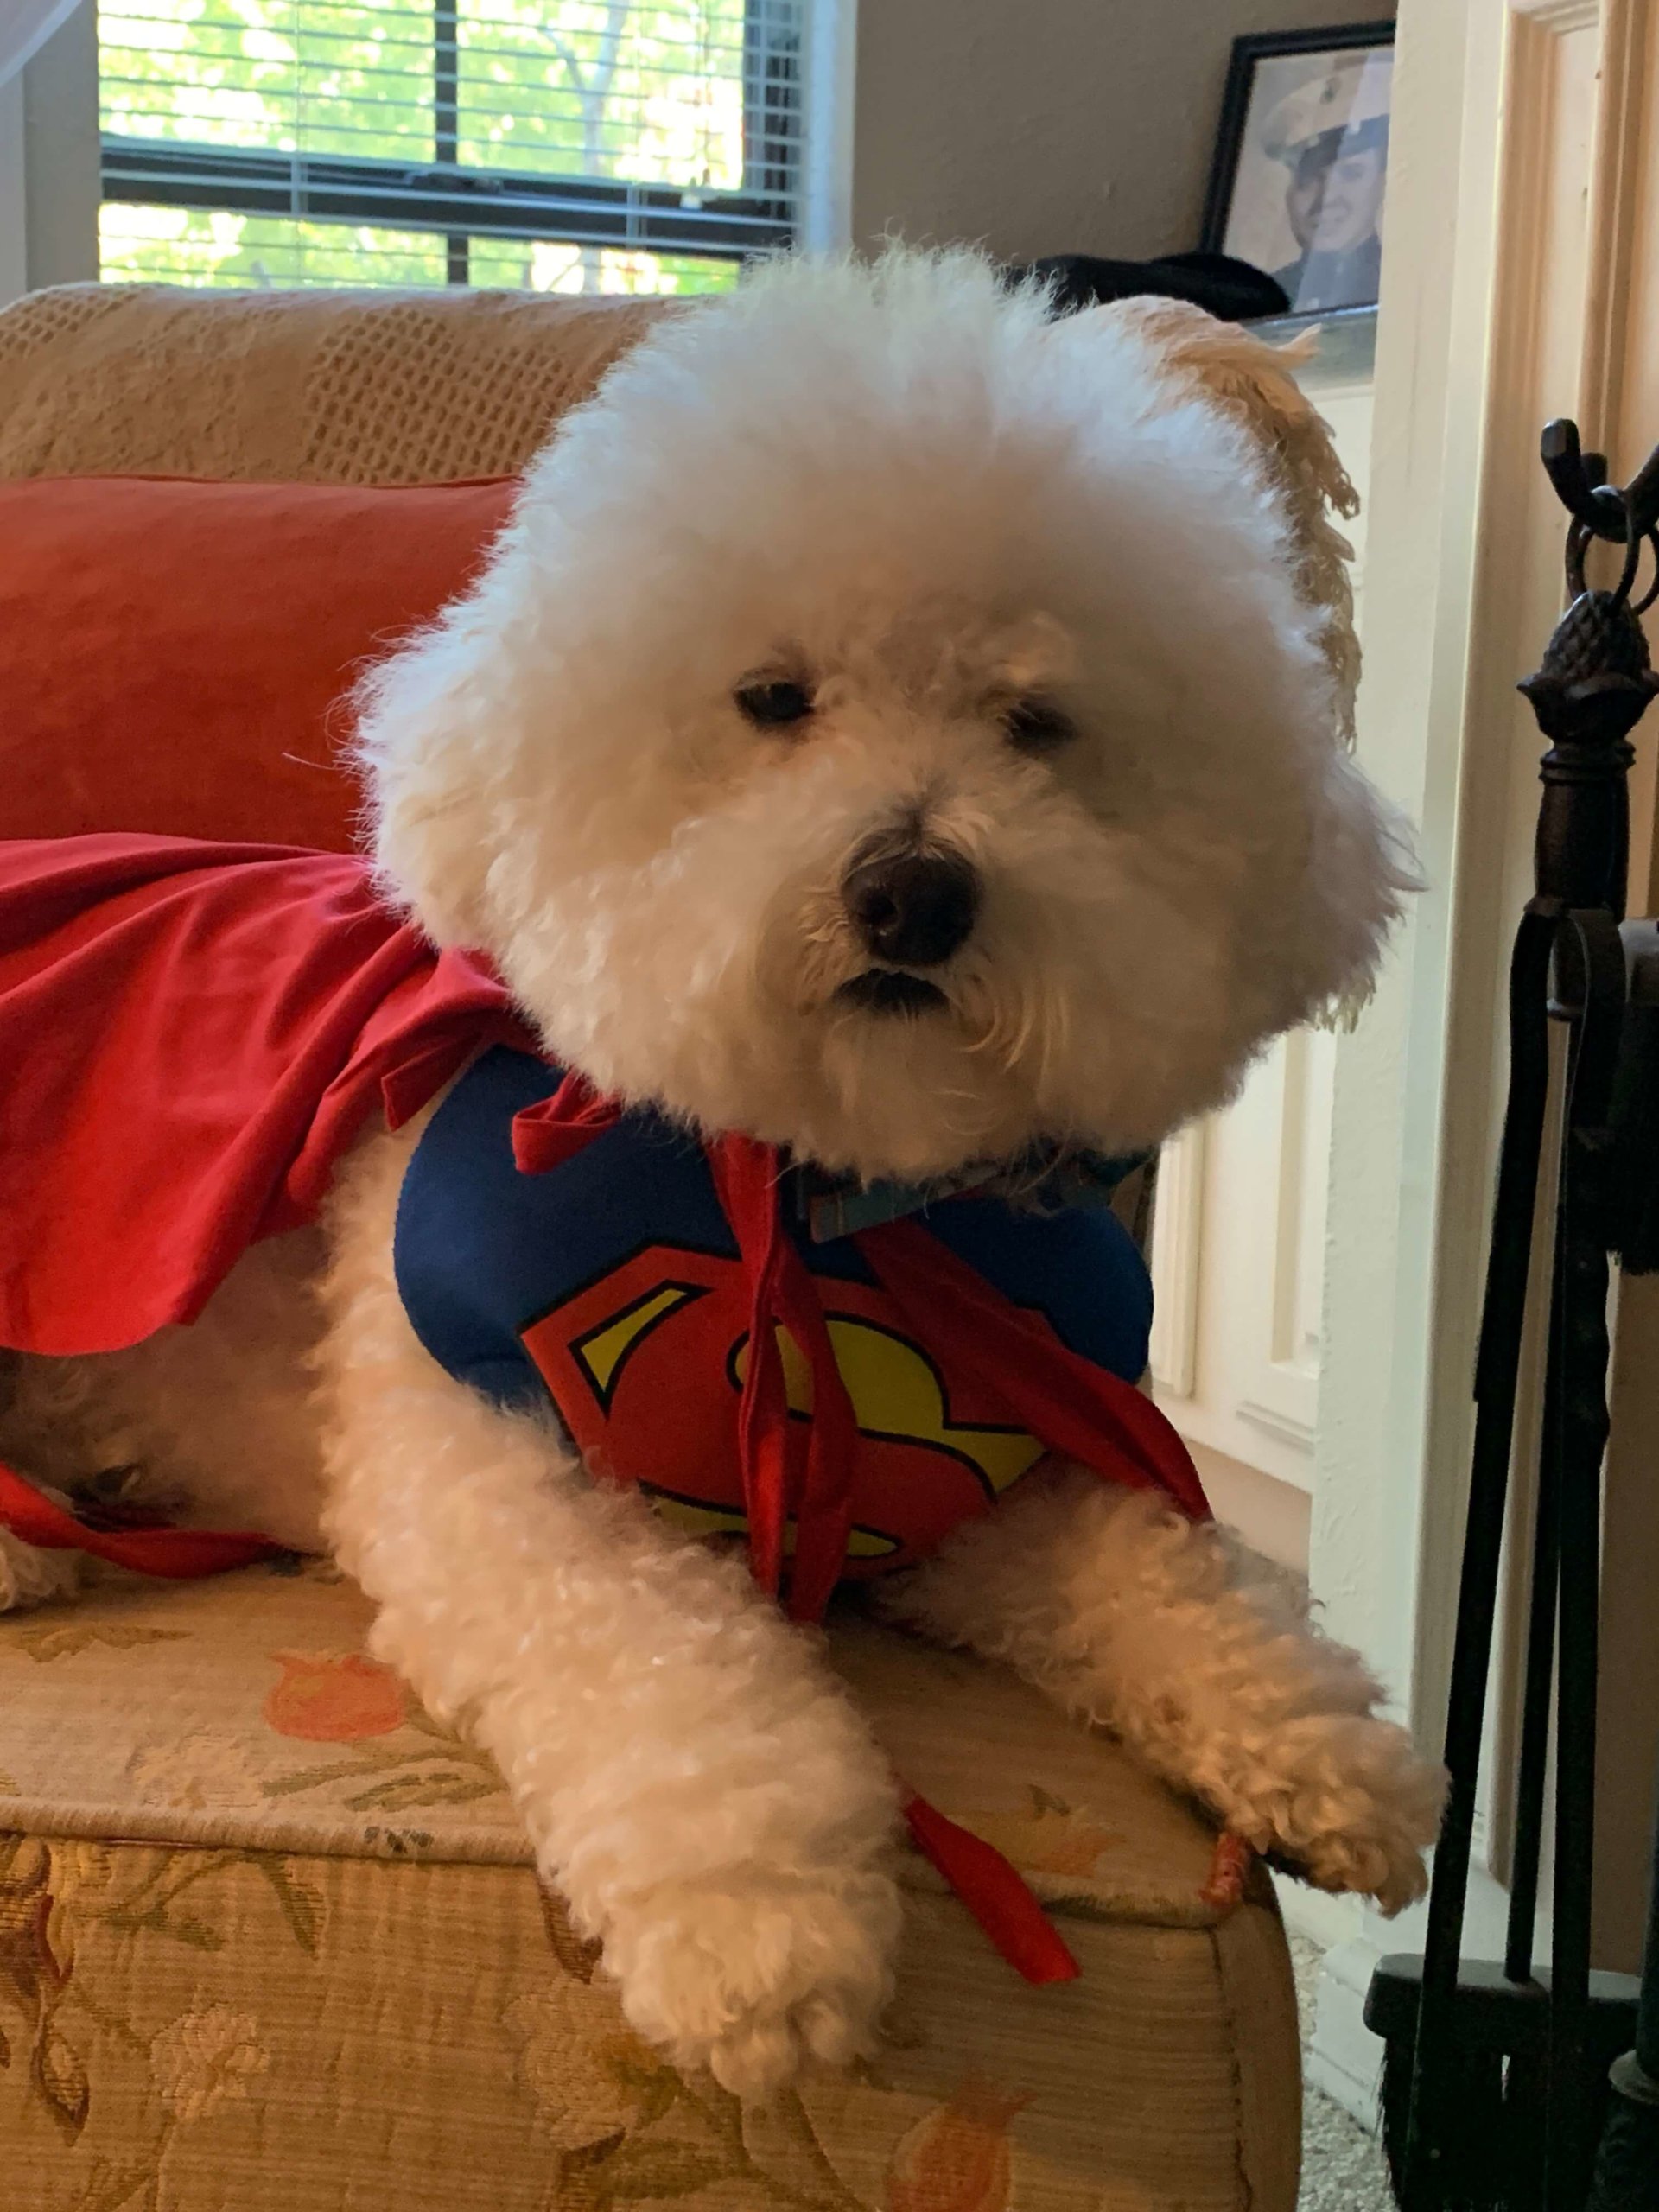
top-left (1205, 35), bottom-right (1394, 318)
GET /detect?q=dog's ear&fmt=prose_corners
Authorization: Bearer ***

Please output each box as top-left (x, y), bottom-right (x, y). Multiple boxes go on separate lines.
top-left (1061, 298), bottom-right (1362, 745)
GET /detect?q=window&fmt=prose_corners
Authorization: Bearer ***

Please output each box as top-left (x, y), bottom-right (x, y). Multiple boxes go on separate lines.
top-left (98, 0), bottom-right (806, 294)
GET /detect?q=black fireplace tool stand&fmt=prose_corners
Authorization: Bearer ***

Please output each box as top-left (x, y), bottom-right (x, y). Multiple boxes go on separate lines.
top-left (1364, 420), bottom-right (1659, 2210)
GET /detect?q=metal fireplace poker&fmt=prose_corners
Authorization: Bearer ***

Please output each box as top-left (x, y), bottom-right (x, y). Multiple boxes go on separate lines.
top-left (1364, 420), bottom-right (1659, 2211)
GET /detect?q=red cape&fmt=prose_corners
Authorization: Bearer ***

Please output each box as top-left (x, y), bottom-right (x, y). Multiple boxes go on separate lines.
top-left (0, 835), bottom-right (534, 1357)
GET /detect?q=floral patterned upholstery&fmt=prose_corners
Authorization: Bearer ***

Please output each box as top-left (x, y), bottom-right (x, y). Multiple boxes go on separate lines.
top-left (0, 1560), bottom-right (1299, 2211)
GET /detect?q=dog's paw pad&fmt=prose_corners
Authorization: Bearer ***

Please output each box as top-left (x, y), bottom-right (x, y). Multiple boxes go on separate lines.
top-left (605, 1872), bottom-right (902, 2100)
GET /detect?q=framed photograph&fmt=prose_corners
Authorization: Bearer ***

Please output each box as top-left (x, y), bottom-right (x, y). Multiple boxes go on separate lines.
top-left (1200, 22), bottom-right (1395, 318)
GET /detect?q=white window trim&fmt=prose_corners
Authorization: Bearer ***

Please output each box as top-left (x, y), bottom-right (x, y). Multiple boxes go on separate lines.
top-left (0, 76), bottom-right (27, 305)
top-left (10, 0), bottom-right (99, 294)
top-left (799, 0), bottom-right (855, 253)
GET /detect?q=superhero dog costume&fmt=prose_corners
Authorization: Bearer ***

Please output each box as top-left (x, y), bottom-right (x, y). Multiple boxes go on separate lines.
top-left (0, 832), bottom-right (1213, 1978)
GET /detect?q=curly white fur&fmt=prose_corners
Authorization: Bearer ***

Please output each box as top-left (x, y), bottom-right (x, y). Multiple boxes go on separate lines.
top-left (0, 250), bottom-right (1442, 2096)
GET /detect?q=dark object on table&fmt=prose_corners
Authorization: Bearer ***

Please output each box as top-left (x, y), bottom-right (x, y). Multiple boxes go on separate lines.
top-left (1366, 418), bottom-right (1659, 2209)
top-left (1201, 22), bottom-right (1395, 317)
top-left (1014, 251), bottom-right (1288, 322)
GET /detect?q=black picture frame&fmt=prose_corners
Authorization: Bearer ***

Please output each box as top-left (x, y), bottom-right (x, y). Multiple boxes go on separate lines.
top-left (1199, 20), bottom-right (1396, 268)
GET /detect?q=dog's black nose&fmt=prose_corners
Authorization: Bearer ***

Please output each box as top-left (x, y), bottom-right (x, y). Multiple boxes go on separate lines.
top-left (843, 850), bottom-right (980, 967)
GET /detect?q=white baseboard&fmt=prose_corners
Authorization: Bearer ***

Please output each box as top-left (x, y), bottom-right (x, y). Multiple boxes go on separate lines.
top-left (1273, 1875), bottom-right (1388, 2131)
top-left (1290, 1863), bottom-right (1532, 2132)
top-left (1308, 1933), bottom-right (1389, 2126)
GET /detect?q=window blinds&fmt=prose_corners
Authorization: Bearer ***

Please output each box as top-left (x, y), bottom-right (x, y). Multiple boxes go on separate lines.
top-left (99, 0), bottom-right (806, 291)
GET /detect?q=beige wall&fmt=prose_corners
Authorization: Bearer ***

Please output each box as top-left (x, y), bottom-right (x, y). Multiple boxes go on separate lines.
top-left (853, 0), bottom-right (1395, 265)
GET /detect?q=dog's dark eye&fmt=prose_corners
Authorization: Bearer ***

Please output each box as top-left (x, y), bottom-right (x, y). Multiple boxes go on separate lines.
top-left (735, 678), bottom-right (815, 728)
top-left (1003, 697), bottom-right (1077, 753)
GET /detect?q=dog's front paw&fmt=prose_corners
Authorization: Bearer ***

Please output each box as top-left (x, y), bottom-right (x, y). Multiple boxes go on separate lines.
top-left (601, 1866), bottom-right (903, 2100)
top-left (1230, 1712), bottom-right (1446, 1915)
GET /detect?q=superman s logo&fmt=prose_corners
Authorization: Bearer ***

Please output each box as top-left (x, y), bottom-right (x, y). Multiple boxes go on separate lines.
top-left (518, 1243), bottom-right (1046, 1576)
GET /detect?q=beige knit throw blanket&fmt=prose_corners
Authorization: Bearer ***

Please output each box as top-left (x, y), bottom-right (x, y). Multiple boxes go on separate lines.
top-left (0, 281), bottom-right (664, 485)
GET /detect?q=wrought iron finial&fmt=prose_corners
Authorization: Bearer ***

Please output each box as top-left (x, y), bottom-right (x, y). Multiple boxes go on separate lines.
top-left (1517, 423), bottom-right (1659, 918)
top-left (1541, 416), bottom-right (1659, 610)
top-left (1541, 416), bottom-right (1659, 547)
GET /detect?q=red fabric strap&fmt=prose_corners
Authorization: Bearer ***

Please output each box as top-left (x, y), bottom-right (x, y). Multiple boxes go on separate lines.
top-left (0, 1461), bottom-right (282, 1578)
top-left (704, 1133), bottom-right (795, 1596)
top-left (704, 1132), bottom-right (864, 1618)
top-left (901, 1789), bottom-right (1080, 1984)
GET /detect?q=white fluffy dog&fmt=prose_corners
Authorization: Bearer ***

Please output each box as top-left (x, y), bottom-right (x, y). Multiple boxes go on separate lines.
top-left (1, 251), bottom-right (1443, 2097)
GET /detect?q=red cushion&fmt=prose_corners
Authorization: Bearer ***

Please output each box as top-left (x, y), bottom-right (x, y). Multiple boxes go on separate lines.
top-left (0, 475), bottom-right (518, 851)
